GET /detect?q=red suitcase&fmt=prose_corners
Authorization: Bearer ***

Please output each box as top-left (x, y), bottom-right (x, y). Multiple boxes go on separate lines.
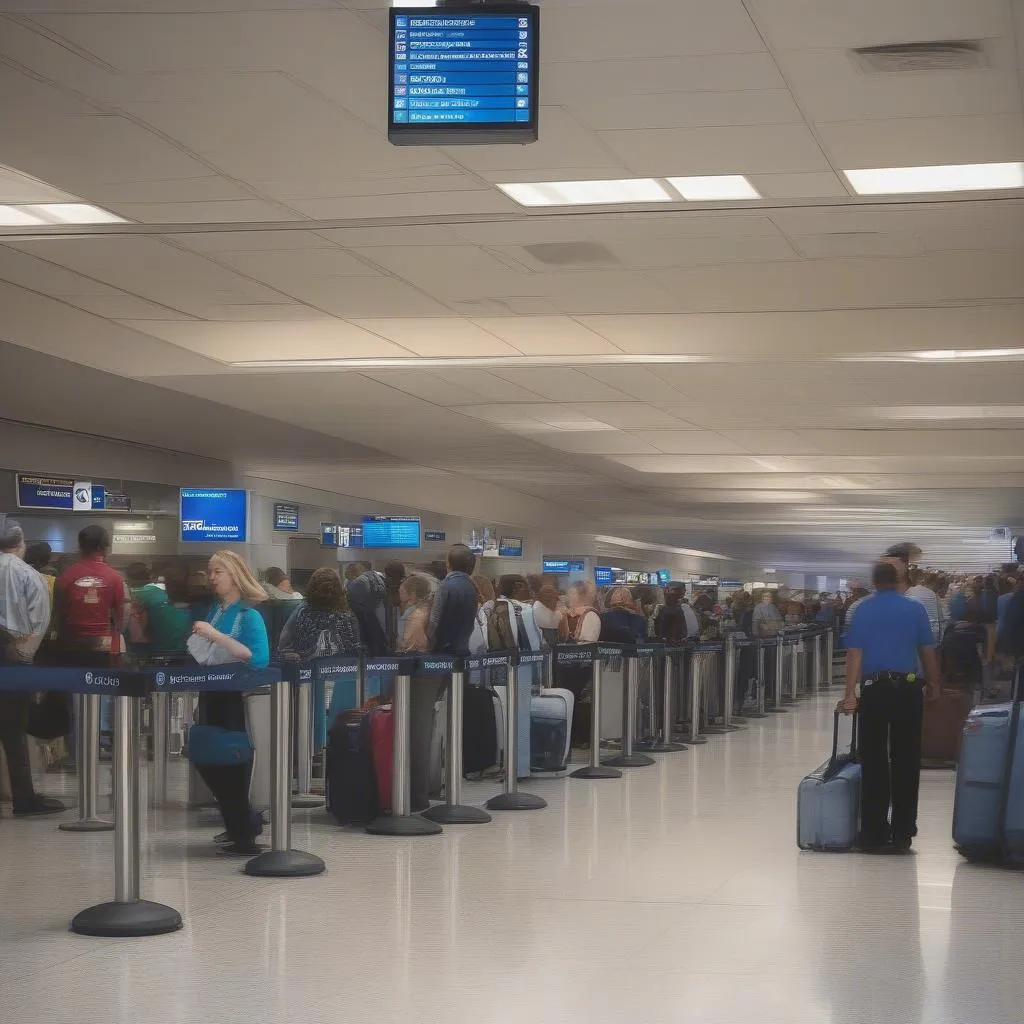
top-left (921, 686), bottom-right (973, 768)
top-left (369, 706), bottom-right (393, 813)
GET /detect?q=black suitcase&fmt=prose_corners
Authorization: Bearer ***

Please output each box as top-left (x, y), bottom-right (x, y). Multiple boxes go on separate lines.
top-left (462, 683), bottom-right (499, 777)
top-left (326, 710), bottom-right (380, 825)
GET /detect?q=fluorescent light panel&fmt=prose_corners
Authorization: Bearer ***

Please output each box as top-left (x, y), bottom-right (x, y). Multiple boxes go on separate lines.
top-left (844, 162), bottom-right (1024, 195)
top-left (497, 178), bottom-right (672, 207)
top-left (666, 175), bottom-right (759, 200)
top-left (0, 202), bottom-right (125, 225)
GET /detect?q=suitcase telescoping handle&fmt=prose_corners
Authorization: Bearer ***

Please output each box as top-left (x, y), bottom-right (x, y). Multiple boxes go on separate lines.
top-left (829, 707), bottom-right (858, 768)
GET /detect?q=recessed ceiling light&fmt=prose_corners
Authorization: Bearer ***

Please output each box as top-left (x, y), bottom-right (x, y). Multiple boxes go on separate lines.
top-left (497, 178), bottom-right (673, 207)
top-left (912, 348), bottom-right (1024, 361)
top-left (873, 406), bottom-right (1024, 420)
top-left (0, 205), bottom-right (45, 226)
top-left (28, 203), bottom-right (126, 224)
top-left (665, 175), bottom-right (760, 200)
top-left (843, 162), bottom-right (1024, 195)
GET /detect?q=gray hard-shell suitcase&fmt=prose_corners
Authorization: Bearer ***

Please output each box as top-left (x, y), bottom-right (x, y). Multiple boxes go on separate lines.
top-left (797, 710), bottom-right (861, 851)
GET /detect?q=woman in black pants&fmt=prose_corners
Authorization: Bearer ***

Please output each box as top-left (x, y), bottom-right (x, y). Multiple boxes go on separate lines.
top-left (191, 551), bottom-right (271, 856)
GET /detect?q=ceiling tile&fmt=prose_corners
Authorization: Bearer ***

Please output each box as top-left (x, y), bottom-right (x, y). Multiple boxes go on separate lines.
top-left (349, 319), bottom-right (518, 358)
top-left (631, 430), bottom-right (748, 454)
top-left (468, 316), bottom-right (620, 355)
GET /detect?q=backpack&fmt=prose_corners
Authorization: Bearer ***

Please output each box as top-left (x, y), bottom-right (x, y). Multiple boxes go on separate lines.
top-left (487, 599), bottom-right (517, 652)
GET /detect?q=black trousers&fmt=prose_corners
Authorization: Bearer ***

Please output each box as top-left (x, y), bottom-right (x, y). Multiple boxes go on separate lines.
top-left (408, 674), bottom-right (446, 813)
top-left (196, 691), bottom-right (257, 843)
top-left (858, 676), bottom-right (924, 844)
top-left (0, 691), bottom-right (36, 807)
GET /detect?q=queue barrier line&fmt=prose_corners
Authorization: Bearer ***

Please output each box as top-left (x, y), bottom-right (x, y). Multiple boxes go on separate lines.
top-left (59, 693), bottom-right (113, 832)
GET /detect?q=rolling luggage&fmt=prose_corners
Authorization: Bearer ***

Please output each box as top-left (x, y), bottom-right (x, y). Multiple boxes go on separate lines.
top-left (797, 710), bottom-right (861, 851)
top-left (531, 688), bottom-right (574, 773)
top-left (921, 686), bottom-right (973, 768)
top-left (462, 682), bottom-right (501, 777)
top-left (325, 708), bottom-right (380, 825)
top-left (369, 706), bottom-right (393, 814)
top-left (952, 669), bottom-right (1024, 864)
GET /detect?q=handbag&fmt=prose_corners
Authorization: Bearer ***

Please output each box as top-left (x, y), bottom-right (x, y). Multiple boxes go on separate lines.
top-left (186, 724), bottom-right (253, 767)
top-left (26, 691), bottom-right (71, 741)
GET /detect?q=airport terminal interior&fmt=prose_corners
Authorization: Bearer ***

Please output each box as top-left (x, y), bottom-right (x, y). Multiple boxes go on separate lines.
top-left (2, 1), bottom-right (1024, 1022)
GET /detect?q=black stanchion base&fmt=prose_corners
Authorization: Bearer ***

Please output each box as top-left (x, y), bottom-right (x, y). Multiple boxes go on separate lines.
top-left (421, 803), bottom-right (492, 825)
top-left (366, 813), bottom-right (443, 836)
top-left (602, 752), bottom-right (656, 768)
top-left (59, 818), bottom-right (114, 833)
top-left (635, 740), bottom-right (688, 752)
top-left (743, 711), bottom-right (771, 718)
top-left (486, 791), bottom-right (547, 811)
top-left (71, 899), bottom-right (182, 937)
top-left (570, 764), bottom-right (622, 779)
top-left (244, 848), bottom-right (326, 877)
top-left (765, 707), bottom-right (788, 714)
top-left (291, 794), bottom-right (325, 809)
top-left (702, 724), bottom-right (730, 734)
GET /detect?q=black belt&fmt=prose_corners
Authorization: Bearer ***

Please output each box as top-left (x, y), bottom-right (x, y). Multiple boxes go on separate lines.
top-left (864, 671), bottom-right (919, 685)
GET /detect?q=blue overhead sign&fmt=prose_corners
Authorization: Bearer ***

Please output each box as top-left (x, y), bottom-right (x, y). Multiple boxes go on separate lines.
top-left (273, 503), bottom-right (300, 532)
top-left (16, 474), bottom-right (105, 511)
top-left (543, 559), bottom-right (569, 575)
top-left (388, 4), bottom-right (540, 145)
top-left (180, 488), bottom-right (248, 543)
top-left (499, 536), bottom-right (523, 558)
top-left (362, 516), bottom-right (421, 549)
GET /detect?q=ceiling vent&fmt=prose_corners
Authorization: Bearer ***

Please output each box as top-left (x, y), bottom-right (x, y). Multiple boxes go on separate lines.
top-left (852, 40), bottom-right (989, 73)
top-left (522, 241), bottom-right (619, 266)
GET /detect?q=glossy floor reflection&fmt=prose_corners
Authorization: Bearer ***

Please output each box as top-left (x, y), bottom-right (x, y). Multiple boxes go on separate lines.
top-left (2, 693), bottom-right (1023, 1024)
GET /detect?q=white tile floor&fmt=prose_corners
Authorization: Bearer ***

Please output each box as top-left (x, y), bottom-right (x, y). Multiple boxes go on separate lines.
top-left (2, 692), bottom-right (1023, 1024)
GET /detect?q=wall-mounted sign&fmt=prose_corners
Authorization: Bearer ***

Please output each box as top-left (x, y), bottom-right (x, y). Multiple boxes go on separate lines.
top-left (180, 488), bottom-right (248, 543)
top-left (695, 576), bottom-right (720, 588)
top-left (273, 503), bottom-right (300, 532)
top-left (424, 531), bottom-right (447, 542)
top-left (657, 569), bottom-right (671, 585)
top-left (499, 536), bottom-right (523, 558)
top-left (362, 516), bottom-right (421, 549)
top-left (542, 559), bottom-right (569, 575)
top-left (322, 524), bottom-right (363, 549)
top-left (17, 474), bottom-right (104, 511)
top-left (567, 559), bottom-right (585, 573)
top-left (104, 492), bottom-right (131, 512)
top-left (594, 566), bottom-right (614, 586)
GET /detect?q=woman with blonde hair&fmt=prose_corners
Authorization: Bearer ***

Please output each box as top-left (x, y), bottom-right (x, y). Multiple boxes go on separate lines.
top-left (189, 550), bottom-right (270, 855)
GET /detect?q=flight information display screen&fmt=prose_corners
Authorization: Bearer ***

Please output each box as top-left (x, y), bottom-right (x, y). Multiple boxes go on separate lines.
top-left (388, 4), bottom-right (540, 145)
top-left (362, 516), bottom-right (421, 549)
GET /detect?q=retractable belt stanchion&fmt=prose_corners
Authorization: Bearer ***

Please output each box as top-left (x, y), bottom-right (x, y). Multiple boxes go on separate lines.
top-left (60, 692), bottom-right (114, 832)
top-left (825, 628), bottom-right (835, 687)
top-left (367, 656), bottom-right (442, 836)
top-left (149, 689), bottom-right (169, 807)
top-left (62, 668), bottom-right (183, 937)
top-left (739, 637), bottom-right (767, 718)
top-left (289, 663), bottom-right (325, 810)
top-left (700, 643), bottom-right (730, 736)
top-left (812, 631), bottom-right (823, 695)
top-left (639, 648), bottom-right (687, 752)
top-left (567, 645), bottom-right (621, 780)
top-left (487, 652), bottom-right (546, 811)
top-left (760, 638), bottom-right (784, 713)
top-left (603, 644), bottom-right (655, 768)
top-left (687, 645), bottom-right (710, 743)
top-left (772, 637), bottom-right (788, 713)
top-left (787, 636), bottom-right (800, 703)
top-left (245, 665), bottom-right (326, 877)
top-left (422, 656), bottom-right (491, 825)
top-left (722, 633), bottom-right (745, 729)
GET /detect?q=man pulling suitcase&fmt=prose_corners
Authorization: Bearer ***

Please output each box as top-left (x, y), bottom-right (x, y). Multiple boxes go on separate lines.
top-left (842, 561), bottom-right (940, 852)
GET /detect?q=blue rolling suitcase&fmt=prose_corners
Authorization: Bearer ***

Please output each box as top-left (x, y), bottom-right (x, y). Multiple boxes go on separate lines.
top-left (952, 668), bottom-right (1024, 864)
top-left (797, 711), bottom-right (861, 851)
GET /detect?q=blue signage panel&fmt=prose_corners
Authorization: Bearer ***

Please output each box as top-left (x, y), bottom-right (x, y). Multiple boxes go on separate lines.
top-left (362, 516), bottom-right (421, 549)
top-left (594, 566), bottom-right (614, 587)
top-left (658, 569), bottom-right (671, 585)
top-left (321, 523), bottom-right (339, 548)
top-left (543, 559), bottom-right (569, 575)
top-left (274, 502), bottom-right (300, 532)
top-left (499, 536), bottom-right (523, 558)
top-left (389, 4), bottom-right (540, 145)
top-left (179, 488), bottom-right (248, 543)
top-left (568, 560), bottom-right (585, 573)
top-left (17, 474), bottom-right (75, 510)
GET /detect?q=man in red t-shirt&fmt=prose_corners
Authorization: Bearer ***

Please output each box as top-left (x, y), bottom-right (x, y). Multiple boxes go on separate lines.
top-left (56, 525), bottom-right (130, 666)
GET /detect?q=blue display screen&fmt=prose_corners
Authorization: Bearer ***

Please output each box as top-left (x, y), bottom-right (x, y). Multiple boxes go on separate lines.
top-left (274, 503), bottom-right (299, 531)
top-left (17, 474), bottom-right (104, 511)
top-left (568, 560), bottom-right (585, 573)
top-left (543, 559), bottom-right (569, 575)
top-left (594, 566), bottom-right (614, 587)
top-left (389, 5), bottom-right (539, 145)
top-left (424, 531), bottom-right (446, 542)
top-left (658, 570), bottom-right (671, 585)
top-left (499, 536), bottom-right (523, 558)
top-left (180, 488), bottom-right (248, 543)
top-left (362, 516), bottom-right (421, 549)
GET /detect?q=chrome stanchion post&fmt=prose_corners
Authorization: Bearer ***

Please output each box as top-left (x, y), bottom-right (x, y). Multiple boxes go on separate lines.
top-left (604, 649), bottom-right (655, 767)
top-left (743, 639), bottom-right (768, 718)
top-left (773, 637), bottom-right (788, 712)
top-left (643, 649), bottom-right (687, 752)
top-left (488, 654), bottom-right (546, 810)
top-left (688, 649), bottom-right (709, 743)
top-left (571, 647), bottom-right (621, 779)
top-left (367, 662), bottom-right (443, 835)
top-left (72, 678), bottom-right (182, 936)
top-left (423, 659), bottom-right (492, 824)
top-left (788, 639), bottom-right (800, 702)
top-left (60, 693), bottom-right (114, 832)
top-left (812, 632), bottom-right (823, 695)
top-left (246, 671), bottom-right (326, 876)
top-left (291, 666), bottom-right (324, 809)
top-left (150, 690), bottom-right (168, 807)
top-left (702, 645), bottom-right (730, 735)
top-left (722, 634), bottom-right (743, 728)
top-left (826, 628), bottom-right (835, 687)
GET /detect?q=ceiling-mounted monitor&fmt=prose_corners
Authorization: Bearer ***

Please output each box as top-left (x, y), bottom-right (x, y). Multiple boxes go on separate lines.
top-left (388, 3), bottom-right (540, 146)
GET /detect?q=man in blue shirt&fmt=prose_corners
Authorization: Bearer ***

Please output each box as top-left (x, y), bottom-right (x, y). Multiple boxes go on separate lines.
top-left (843, 561), bottom-right (940, 852)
